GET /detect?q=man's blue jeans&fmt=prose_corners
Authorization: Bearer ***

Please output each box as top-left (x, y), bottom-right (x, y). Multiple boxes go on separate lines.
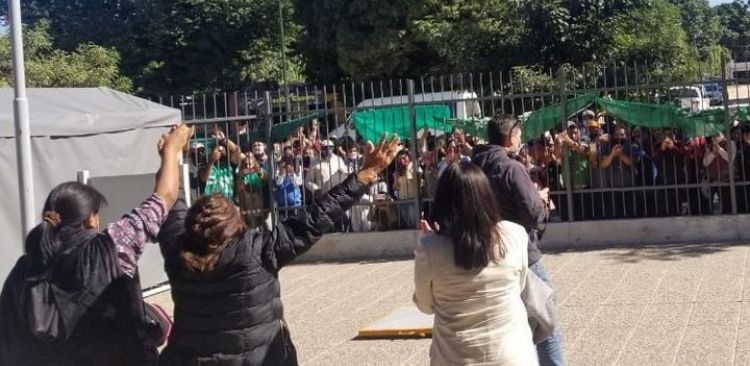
top-left (529, 261), bottom-right (566, 366)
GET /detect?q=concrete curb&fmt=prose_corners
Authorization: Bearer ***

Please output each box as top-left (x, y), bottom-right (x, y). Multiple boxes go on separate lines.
top-left (298, 215), bottom-right (750, 262)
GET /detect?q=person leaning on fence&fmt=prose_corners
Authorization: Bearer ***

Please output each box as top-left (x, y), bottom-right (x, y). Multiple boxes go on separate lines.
top-left (237, 150), bottom-right (270, 228)
top-left (598, 125), bottom-right (635, 218)
top-left (414, 162), bottom-right (539, 366)
top-left (202, 129), bottom-right (243, 201)
top-left (555, 121), bottom-right (597, 221)
top-left (703, 133), bottom-right (734, 214)
top-left (736, 125), bottom-right (750, 213)
top-left (393, 149), bottom-right (422, 229)
top-left (274, 154), bottom-right (304, 209)
top-left (470, 114), bottom-right (565, 366)
top-left (154, 134), bottom-right (401, 366)
top-left (0, 124), bottom-right (192, 366)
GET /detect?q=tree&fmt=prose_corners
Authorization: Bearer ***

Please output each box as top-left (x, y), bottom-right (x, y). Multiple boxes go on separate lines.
top-left (293, 0), bottom-right (348, 84)
top-left (667, 0), bottom-right (722, 56)
top-left (609, 0), bottom-right (699, 82)
top-left (520, 0), bottom-right (653, 67)
top-left (0, 22), bottom-right (131, 90)
top-left (4, 0), bottom-right (303, 94)
top-left (716, 1), bottom-right (750, 61)
top-left (410, 0), bottom-right (525, 73)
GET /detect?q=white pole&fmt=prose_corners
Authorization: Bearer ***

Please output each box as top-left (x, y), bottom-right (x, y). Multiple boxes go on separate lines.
top-left (8, 0), bottom-right (36, 238)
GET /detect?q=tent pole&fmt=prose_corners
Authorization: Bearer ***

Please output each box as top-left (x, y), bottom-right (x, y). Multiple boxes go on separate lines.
top-left (8, 0), bottom-right (36, 239)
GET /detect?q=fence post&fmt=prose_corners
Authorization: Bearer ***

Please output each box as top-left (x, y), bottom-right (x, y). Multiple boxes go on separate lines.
top-left (264, 91), bottom-right (278, 226)
top-left (721, 51), bottom-right (738, 215)
top-left (557, 67), bottom-right (575, 221)
top-left (407, 80), bottom-right (421, 228)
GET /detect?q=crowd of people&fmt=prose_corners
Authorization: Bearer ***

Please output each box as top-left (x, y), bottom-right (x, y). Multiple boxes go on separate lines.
top-left (518, 109), bottom-right (750, 220)
top-left (189, 108), bottom-right (750, 233)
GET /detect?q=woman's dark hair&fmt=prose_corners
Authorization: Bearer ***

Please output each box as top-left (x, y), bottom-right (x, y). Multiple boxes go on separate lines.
top-left (430, 162), bottom-right (503, 270)
top-left (25, 182), bottom-right (107, 270)
top-left (181, 194), bottom-right (247, 272)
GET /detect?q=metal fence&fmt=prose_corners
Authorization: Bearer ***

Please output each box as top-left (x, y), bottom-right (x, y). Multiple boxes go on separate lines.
top-left (149, 54), bottom-right (750, 232)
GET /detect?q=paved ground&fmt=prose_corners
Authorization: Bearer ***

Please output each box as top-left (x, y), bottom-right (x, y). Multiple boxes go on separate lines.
top-left (148, 243), bottom-right (750, 366)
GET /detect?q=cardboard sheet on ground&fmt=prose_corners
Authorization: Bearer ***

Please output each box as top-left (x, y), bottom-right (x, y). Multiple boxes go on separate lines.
top-left (358, 306), bottom-right (433, 339)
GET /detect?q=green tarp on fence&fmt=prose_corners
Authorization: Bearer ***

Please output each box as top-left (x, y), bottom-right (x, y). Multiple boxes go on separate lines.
top-left (520, 94), bottom-right (599, 142)
top-left (520, 94), bottom-right (736, 141)
top-left (352, 105), bottom-right (452, 142)
top-left (270, 113), bottom-right (320, 142)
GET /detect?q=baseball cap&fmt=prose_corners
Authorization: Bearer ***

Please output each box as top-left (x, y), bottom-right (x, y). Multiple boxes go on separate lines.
top-left (566, 120), bottom-right (577, 129)
top-left (582, 109), bottom-right (596, 119)
top-left (320, 139), bottom-right (335, 147)
top-left (586, 118), bottom-right (600, 129)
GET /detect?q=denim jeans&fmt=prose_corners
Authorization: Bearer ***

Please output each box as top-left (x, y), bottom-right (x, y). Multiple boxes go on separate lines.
top-left (529, 260), bottom-right (566, 366)
top-left (397, 201), bottom-right (417, 229)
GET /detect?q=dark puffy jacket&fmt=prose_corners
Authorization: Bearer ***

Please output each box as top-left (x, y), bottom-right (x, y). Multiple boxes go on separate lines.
top-left (472, 145), bottom-right (546, 265)
top-left (0, 232), bottom-right (158, 366)
top-left (157, 173), bottom-right (369, 366)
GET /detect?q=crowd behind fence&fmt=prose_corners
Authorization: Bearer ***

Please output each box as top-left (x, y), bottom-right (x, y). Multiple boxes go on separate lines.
top-left (150, 58), bottom-right (750, 232)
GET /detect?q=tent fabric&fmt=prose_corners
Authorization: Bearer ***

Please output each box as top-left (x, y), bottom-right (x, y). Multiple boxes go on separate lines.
top-left (0, 88), bottom-right (180, 137)
top-left (521, 94), bottom-right (735, 141)
top-left (352, 105), bottom-right (451, 142)
top-left (0, 88), bottom-right (180, 286)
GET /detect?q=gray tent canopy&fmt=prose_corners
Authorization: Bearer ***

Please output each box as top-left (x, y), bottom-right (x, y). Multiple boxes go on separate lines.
top-left (0, 88), bottom-right (179, 137)
top-left (0, 87), bottom-right (181, 285)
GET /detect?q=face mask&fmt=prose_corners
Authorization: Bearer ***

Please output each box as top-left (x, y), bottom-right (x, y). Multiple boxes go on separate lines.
top-left (321, 149), bottom-right (331, 160)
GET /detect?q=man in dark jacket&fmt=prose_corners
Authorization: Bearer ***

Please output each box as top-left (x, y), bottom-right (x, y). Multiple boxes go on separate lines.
top-left (470, 114), bottom-right (565, 366)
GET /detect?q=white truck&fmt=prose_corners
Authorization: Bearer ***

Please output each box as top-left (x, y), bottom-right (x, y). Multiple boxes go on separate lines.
top-left (667, 86), bottom-right (711, 112)
top-left (354, 91), bottom-right (482, 119)
top-left (332, 91), bottom-right (482, 139)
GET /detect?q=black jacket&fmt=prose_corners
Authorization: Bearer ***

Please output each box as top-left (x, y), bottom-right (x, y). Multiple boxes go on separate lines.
top-left (0, 231), bottom-right (158, 366)
top-left (157, 173), bottom-right (370, 366)
top-left (472, 145), bottom-right (546, 265)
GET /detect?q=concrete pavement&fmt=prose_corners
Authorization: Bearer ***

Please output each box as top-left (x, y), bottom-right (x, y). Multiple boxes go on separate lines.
top-left (148, 243), bottom-right (750, 365)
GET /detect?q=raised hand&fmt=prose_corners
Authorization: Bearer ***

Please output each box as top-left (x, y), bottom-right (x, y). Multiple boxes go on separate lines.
top-left (358, 134), bottom-right (400, 184)
top-left (160, 124), bottom-right (192, 157)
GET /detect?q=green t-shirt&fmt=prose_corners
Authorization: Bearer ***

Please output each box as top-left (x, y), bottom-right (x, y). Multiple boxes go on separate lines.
top-left (242, 168), bottom-right (268, 193)
top-left (204, 164), bottom-right (235, 200)
top-left (564, 151), bottom-right (590, 189)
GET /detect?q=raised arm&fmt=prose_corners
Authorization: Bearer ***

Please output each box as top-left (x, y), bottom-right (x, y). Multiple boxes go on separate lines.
top-left (261, 135), bottom-right (400, 270)
top-left (107, 124), bottom-right (192, 277)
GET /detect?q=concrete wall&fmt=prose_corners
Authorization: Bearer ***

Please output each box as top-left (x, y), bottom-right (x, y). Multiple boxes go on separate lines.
top-left (297, 215), bottom-right (750, 262)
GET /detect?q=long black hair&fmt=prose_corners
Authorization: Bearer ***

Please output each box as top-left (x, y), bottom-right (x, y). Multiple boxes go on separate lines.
top-left (25, 182), bottom-right (107, 271)
top-left (430, 162), bottom-right (503, 270)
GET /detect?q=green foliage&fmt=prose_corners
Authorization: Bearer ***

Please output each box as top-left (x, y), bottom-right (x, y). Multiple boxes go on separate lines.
top-left (0, 22), bottom-right (131, 90)
top-left (609, 0), bottom-right (699, 82)
top-left (3, 0), bottom-right (740, 92)
top-left (716, 1), bottom-right (750, 61)
top-left (4, 0), bottom-right (302, 94)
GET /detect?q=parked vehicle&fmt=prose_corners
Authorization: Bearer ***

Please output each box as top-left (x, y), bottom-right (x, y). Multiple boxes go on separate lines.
top-left (703, 82), bottom-right (723, 106)
top-left (667, 86), bottom-right (711, 112)
top-left (354, 91), bottom-right (482, 120)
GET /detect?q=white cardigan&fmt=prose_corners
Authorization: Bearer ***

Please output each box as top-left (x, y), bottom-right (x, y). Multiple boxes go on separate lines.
top-left (413, 221), bottom-right (539, 366)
